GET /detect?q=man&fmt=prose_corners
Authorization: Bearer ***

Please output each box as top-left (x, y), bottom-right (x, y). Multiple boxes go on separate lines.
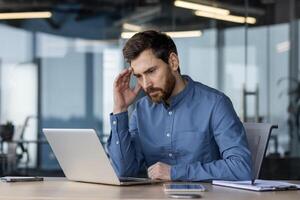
top-left (107, 30), bottom-right (252, 181)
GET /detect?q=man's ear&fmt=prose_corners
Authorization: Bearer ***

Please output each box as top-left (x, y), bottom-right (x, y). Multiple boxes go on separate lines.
top-left (168, 52), bottom-right (179, 72)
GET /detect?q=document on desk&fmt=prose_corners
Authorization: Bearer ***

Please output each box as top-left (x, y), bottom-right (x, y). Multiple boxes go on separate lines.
top-left (212, 179), bottom-right (300, 191)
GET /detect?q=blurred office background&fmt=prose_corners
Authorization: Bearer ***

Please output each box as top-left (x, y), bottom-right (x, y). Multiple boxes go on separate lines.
top-left (0, 0), bottom-right (299, 179)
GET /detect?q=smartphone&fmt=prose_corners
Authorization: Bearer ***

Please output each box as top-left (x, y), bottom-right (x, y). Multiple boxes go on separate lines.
top-left (164, 183), bottom-right (206, 192)
top-left (168, 194), bottom-right (202, 199)
top-left (0, 176), bottom-right (44, 182)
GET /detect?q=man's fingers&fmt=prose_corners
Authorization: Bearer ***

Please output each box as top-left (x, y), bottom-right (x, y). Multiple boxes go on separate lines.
top-left (147, 162), bottom-right (162, 176)
top-left (120, 68), bottom-right (131, 76)
top-left (149, 171), bottom-right (162, 180)
top-left (147, 168), bottom-right (154, 178)
top-left (148, 169), bottom-right (157, 179)
top-left (115, 69), bottom-right (128, 82)
top-left (147, 162), bottom-right (158, 173)
top-left (114, 68), bottom-right (131, 87)
top-left (147, 167), bottom-right (153, 176)
top-left (117, 72), bottom-right (130, 84)
top-left (148, 162), bottom-right (171, 180)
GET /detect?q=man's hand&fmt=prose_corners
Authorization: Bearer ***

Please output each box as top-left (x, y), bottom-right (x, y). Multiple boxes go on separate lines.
top-left (113, 68), bottom-right (142, 114)
top-left (147, 162), bottom-right (171, 180)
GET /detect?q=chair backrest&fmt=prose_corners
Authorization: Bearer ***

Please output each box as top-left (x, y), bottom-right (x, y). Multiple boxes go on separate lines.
top-left (243, 123), bottom-right (278, 181)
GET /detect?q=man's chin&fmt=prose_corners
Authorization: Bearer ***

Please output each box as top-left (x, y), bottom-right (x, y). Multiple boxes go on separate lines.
top-left (148, 94), bottom-right (163, 103)
top-left (149, 96), bottom-right (161, 103)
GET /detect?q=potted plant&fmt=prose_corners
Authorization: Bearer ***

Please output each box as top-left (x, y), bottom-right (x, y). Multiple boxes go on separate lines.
top-left (0, 121), bottom-right (15, 141)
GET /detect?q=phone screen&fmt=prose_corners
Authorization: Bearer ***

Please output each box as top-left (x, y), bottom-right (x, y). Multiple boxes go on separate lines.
top-left (164, 183), bottom-right (206, 192)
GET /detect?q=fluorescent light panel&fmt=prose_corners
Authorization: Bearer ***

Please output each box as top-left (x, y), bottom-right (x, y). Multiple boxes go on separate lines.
top-left (195, 11), bottom-right (256, 24)
top-left (174, 0), bottom-right (230, 15)
top-left (166, 30), bottom-right (202, 38)
top-left (121, 32), bottom-right (137, 39)
top-left (121, 30), bottom-right (202, 39)
top-left (0, 11), bottom-right (52, 20)
top-left (122, 23), bottom-right (143, 32)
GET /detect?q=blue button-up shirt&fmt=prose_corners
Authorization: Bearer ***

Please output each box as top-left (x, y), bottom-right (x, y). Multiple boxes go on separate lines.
top-left (107, 75), bottom-right (252, 181)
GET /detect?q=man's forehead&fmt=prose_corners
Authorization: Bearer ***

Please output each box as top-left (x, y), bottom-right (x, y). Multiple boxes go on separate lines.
top-left (131, 52), bottom-right (158, 74)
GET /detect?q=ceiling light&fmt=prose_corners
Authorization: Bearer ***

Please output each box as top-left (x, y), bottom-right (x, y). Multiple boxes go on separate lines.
top-left (121, 30), bottom-right (202, 39)
top-left (174, 0), bottom-right (230, 15)
top-left (122, 23), bottom-right (143, 32)
top-left (276, 41), bottom-right (290, 53)
top-left (0, 11), bottom-right (52, 20)
top-left (195, 11), bottom-right (256, 24)
top-left (165, 30), bottom-right (202, 38)
top-left (121, 32), bottom-right (137, 39)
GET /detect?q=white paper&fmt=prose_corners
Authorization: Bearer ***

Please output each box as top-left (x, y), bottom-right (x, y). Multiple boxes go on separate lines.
top-left (212, 179), bottom-right (300, 191)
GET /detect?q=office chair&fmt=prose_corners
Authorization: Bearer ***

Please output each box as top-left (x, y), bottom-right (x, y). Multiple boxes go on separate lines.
top-left (243, 123), bottom-right (278, 181)
top-left (4, 116), bottom-right (36, 175)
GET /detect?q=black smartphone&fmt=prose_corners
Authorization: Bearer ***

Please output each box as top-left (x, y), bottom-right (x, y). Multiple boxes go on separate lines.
top-left (168, 194), bottom-right (202, 199)
top-left (0, 176), bottom-right (44, 182)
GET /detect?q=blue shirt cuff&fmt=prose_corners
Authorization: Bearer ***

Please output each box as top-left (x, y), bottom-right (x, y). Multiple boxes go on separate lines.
top-left (171, 164), bottom-right (187, 180)
top-left (110, 111), bottom-right (129, 133)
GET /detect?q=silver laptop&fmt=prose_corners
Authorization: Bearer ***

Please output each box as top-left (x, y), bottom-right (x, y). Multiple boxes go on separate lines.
top-left (43, 128), bottom-right (160, 185)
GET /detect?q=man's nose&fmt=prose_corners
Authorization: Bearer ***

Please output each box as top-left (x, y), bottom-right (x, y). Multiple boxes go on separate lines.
top-left (143, 77), bottom-right (152, 89)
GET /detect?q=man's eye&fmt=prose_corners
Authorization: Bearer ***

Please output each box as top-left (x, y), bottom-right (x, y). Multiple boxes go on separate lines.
top-left (149, 69), bottom-right (155, 73)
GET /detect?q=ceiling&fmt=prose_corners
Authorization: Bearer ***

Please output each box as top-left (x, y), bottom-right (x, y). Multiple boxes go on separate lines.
top-left (0, 0), bottom-right (299, 39)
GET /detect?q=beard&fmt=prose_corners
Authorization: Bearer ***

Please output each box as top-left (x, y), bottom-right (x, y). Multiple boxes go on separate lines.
top-left (145, 71), bottom-right (176, 103)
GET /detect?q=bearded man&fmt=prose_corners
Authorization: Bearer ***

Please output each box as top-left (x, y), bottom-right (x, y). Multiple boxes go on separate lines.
top-left (107, 30), bottom-right (252, 181)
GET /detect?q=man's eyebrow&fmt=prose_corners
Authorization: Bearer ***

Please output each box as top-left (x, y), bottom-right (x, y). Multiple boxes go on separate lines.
top-left (133, 66), bottom-right (157, 77)
top-left (144, 66), bottom-right (157, 73)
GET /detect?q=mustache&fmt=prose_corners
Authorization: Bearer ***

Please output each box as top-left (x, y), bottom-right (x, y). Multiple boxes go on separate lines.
top-left (145, 87), bottom-right (163, 94)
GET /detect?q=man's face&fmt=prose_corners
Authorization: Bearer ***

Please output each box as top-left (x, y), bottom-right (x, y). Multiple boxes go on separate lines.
top-left (131, 49), bottom-right (176, 103)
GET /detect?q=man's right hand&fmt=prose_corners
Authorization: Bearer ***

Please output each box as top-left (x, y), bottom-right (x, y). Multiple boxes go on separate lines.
top-left (113, 67), bottom-right (142, 114)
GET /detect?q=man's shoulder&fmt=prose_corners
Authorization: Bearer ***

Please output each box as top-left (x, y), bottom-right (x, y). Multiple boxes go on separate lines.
top-left (193, 80), bottom-right (226, 101)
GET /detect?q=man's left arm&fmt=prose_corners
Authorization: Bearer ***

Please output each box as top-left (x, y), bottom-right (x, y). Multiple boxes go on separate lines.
top-left (170, 95), bottom-right (252, 181)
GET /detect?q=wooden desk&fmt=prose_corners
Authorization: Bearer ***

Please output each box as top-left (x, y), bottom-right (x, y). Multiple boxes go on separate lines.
top-left (0, 178), bottom-right (299, 200)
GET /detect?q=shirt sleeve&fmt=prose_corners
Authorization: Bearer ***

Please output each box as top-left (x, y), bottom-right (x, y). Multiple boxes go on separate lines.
top-left (106, 110), bottom-right (145, 177)
top-left (170, 95), bottom-right (252, 181)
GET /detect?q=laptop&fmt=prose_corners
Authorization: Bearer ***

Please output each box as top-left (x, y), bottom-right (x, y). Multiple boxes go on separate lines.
top-left (43, 128), bottom-right (161, 185)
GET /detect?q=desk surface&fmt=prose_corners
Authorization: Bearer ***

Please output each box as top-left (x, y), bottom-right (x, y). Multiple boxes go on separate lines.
top-left (0, 178), bottom-right (299, 200)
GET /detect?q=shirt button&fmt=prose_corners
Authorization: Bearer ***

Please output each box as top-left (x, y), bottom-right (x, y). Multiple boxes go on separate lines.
top-left (112, 120), bottom-right (117, 125)
top-left (168, 111), bottom-right (173, 115)
top-left (166, 133), bottom-right (170, 137)
top-left (168, 153), bottom-right (173, 157)
top-left (116, 141), bottom-right (119, 145)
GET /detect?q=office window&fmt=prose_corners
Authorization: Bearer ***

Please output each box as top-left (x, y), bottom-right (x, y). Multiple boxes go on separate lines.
top-left (268, 24), bottom-right (289, 155)
top-left (174, 29), bottom-right (217, 88)
top-left (102, 48), bottom-right (123, 140)
top-left (37, 32), bottom-right (121, 169)
top-left (223, 27), bottom-right (246, 118)
top-left (0, 24), bottom-right (32, 63)
top-left (0, 24), bottom-right (37, 169)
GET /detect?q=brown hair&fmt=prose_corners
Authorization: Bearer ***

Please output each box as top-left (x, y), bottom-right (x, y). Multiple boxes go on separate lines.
top-left (123, 30), bottom-right (179, 72)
